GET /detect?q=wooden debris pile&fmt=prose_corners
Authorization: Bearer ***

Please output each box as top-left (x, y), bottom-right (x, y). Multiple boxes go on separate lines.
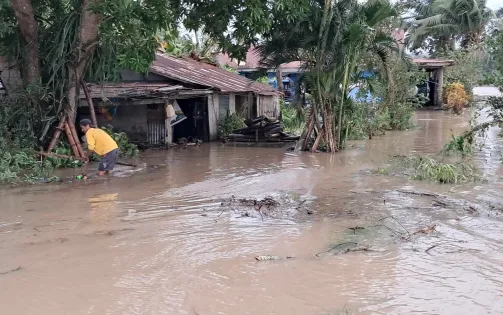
top-left (225, 116), bottom-right (300, 143)
top-left (216, 194), bottom-right (310, 220)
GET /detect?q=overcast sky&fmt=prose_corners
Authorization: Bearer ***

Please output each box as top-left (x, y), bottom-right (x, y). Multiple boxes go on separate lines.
top-left (487, 0), bottom-right (501, 10)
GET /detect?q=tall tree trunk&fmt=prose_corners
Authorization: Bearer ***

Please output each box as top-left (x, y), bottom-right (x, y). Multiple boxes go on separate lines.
top-left (11, 0), bottom-right (41, 86)
top-left (276, 68), bottom-right (284, 93)
top-left (384, 61), bottom-right (395, 108)
top-left (67, 0), bottom-right (102, 121)
top-left (337, 61), bottom-right (350, 150)
top-left (194, 29), bottom-right (200, 50)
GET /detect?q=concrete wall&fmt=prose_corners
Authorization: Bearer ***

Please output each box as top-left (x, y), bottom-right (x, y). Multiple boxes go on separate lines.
top-left (0, 56), bottom-right (22, 92)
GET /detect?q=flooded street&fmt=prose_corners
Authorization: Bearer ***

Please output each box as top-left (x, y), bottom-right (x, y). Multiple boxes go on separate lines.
top-left (1, 110), bottom-right (503, 315)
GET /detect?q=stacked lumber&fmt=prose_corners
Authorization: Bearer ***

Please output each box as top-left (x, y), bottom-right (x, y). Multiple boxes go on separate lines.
top-left (225, 116), bottom-right (300, 142)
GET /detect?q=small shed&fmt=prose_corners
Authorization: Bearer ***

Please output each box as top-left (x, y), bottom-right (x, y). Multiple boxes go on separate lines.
top-left (412, 58), bottom-right (455, 107)
top-left (79, 53), bottom-right (280, 145)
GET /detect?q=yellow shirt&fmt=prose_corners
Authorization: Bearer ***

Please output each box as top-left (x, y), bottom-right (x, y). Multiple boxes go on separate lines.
top-left (85, 128), bottom-right (118, 156)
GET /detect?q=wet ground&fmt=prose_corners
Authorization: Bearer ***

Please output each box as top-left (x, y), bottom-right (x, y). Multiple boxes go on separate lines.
top-left (1, 108), bottom-right (503, 315)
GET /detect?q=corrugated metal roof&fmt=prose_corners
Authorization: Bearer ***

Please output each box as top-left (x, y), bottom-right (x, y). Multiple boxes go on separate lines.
top-left (216, 49), bottom-right (304, 71)
top-left (412, 58), bottom-right (455, 67)
top-left (79, 82), bottom-right (186, 99)
top-left (150, 53), bottom-right (278, 95)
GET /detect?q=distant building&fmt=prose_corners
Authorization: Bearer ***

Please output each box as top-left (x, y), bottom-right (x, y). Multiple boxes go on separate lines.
top-left (216, 30), bottom-right (453, 107)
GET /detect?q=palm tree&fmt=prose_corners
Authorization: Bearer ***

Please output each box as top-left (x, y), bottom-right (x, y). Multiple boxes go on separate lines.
top-left (406, 0), bottom-right (494, 52)
top-left (257, 0), bottom-right (400, 152)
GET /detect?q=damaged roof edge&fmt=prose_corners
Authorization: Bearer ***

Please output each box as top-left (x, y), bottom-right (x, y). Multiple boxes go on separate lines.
top-left (78, 82), bottom-right (214, 100)
top-left (150, 53), bottom-right (279, 95)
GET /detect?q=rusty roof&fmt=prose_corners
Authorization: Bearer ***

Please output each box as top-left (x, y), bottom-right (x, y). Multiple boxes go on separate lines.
top-left (79, 82), bottom-right (188, 99)
top-left (150, 53), bottom-right (278, 95)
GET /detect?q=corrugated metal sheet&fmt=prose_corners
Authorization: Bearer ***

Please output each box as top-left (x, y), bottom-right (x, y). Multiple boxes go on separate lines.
top-left (80, 82), bottom-right (185, 99)
top-left (150, 53), bottom-right (278, 95)
top-left (219, 95), bottom-right (230, 120)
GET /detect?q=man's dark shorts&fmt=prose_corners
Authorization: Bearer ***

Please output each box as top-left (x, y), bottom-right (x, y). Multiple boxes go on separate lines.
top-left (99, 149), bottom-right (119, 172)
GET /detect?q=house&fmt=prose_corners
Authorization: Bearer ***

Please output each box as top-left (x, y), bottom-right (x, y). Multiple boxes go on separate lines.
top-left (412, 58), bottom-right (455, 107)
top-left (216, 49), bottom-right (304, 102)
top-left (217, 46), bottom-right (454, 107)
top-left (78, 53), bottom-right (280, 145)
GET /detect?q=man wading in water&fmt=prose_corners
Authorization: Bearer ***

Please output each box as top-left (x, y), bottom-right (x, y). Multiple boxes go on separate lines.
top-left (80, 119), bottom-right (119, 176)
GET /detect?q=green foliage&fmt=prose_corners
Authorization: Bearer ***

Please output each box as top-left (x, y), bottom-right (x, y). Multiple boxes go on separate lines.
top-left (381, 57), bottom-right (426, 129)
top-left (280, 100), bottom-right (305, 135)
top-left (0, 148), bottom-right (62, 184)
top-left (380, 155), bottom-right (479, 184)
top-left (222, 64), bottom-right (238, 73)
top-left (442, 134), bottom-right (473, 157)
top-left (454, 27), bottom-right (503, 165)
top-left (178, 0), bottom-right (309, 60)
top-left (406, 0), bottom-right (494, 54)
top-left (217, 113), bottom-right (246, 137)
top-left (100, 126), bottom-right (139, 157)
top-left (256, 76), bottom-right (269, 84)
top-left (387, 103), bottom-right (416, 130)
top-left (484, 27), bottom-right (503, 87)
top-left (0, 150), bottom-right (40, 182)
top-left (257, 0), bottom-right (401, 151)
top-left (0, 88), bottom-right (60, 151)
top-left (342, 57), bottom-right (425, 140)
top-left (437, 48), bottom-right (483, 96)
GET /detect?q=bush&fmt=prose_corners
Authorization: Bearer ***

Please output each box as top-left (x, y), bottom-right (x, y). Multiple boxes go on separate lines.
top-left (281, 100), bottom-right (305, 135)
top-left (217, 113), bottom-right (246, 137)
top-left (100, 126), bottom-right (139, 157)
top-left (0, 88), bottom-right (63, 183)
top-left (387, 102), bottom-right (415, 130)
top-left (442, 134), bottom-right (473, 157)
top-left (437, 48), bottom-right (482, 97)
top-left (443, 82), bottom-right (469, 114)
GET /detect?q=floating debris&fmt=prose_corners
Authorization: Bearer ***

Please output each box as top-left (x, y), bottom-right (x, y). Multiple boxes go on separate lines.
top-left (255, 255), bottom-right (294, 261)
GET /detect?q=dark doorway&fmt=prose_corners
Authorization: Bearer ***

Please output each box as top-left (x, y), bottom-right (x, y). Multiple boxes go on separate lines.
top-left (173, 97), bottom-right (209, 143)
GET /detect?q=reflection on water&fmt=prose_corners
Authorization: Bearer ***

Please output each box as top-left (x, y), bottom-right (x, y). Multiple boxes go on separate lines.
top-left (0, 110), bottom-right (503, 315)
top-left (89, 193), bottom-right (119, 224)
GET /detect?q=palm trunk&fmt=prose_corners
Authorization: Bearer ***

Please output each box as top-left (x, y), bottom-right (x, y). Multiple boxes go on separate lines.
top-left (67, 0), bottom-right (102, 121)
top-left (337, 60), bottom-right (350, 150)
top-left (311, 129), bottom-right (324, 153)
top-left (11, 0), bottom-right (41, 86)
top-left (385, 61), bottom-right (394, 108)
top-left (325, 101), bottom-right (336, 152)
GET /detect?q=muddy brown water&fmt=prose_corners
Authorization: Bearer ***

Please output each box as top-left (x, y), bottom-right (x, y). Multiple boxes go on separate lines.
top-left (1, 110), bottom-right (503, 315)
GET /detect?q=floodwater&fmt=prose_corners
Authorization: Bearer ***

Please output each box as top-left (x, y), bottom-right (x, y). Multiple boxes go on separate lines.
top-left (1, 109), bottom-right (503, 315)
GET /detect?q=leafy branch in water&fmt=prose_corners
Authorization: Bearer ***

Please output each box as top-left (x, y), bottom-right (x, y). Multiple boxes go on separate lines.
top-left (441, 134), bottom-right (473, 157)
top-left (377, 155), bottom-right (480, 184)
